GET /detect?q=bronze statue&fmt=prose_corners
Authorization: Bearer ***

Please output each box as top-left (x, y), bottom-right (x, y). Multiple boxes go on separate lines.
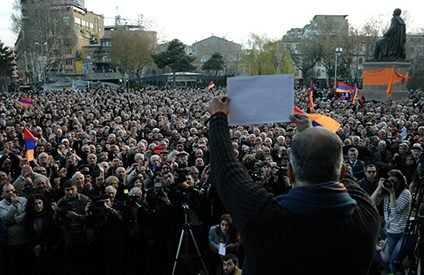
top-left (372, 8), bottom-right (406, 61)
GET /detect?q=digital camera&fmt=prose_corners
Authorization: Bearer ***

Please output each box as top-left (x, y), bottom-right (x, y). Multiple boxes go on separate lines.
top-left (383, 179), bottom-right (394, 189)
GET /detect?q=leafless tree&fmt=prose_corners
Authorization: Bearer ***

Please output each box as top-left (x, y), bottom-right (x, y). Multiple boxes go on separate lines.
top-left (110, 29), bottom-right (156, 89)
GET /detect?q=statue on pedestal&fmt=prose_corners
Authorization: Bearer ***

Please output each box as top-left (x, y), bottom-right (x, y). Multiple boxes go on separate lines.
top-left (372, 8), bottom-right (406, 61)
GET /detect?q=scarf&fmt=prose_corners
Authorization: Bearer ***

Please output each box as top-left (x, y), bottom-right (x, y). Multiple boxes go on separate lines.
top-left (277, 181), bottom-right (357, 217)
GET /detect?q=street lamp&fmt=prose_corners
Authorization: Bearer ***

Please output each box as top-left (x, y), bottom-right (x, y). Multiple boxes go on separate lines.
top-left (35, 41), bottom-right (48, 85)
top-left (275, 43), bottom-right (282, 74)
top-left (354, 45), bottom-right (360, 82)
top-left (334, 47), bottom-right (343, 88)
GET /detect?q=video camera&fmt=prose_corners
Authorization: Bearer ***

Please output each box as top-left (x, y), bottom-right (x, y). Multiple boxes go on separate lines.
top-left (250, 168), bottom-right (264, 182)
top-left (56, 198), bottom-right (81, 225)
top-left (86, 195), bottom-right (112, 225)
top-left (88, 195), bottom-right (110, 213)
top-left (175, 167), bottom-right (190, 185)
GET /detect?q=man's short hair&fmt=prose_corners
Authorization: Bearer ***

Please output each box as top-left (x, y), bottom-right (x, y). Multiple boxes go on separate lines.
top-left (64, 179), bottom-right (75, 188)
top-left (290, 127), bottom-right (343, 184)
top-left (348, 147), bottom-right (358, 154)
top-left (365, 163), bottom-right (376, 170)
top-left (222, 254), bottom-right (238, 266)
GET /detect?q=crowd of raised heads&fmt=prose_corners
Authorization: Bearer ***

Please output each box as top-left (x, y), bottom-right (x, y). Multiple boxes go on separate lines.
top-left (0, 86), bottom-right (424, 274)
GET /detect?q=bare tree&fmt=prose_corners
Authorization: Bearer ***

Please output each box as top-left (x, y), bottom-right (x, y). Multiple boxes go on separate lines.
top-left (0, 41), bottom-right (14, 91)
top-left (110, 29), bottom-right (156, 89)
top-left (305, 16), bottom-right (350, 85)
top-left (12, 0), bottom-right (76, 83)
top-left (289, 37), bottom-right (322, 80)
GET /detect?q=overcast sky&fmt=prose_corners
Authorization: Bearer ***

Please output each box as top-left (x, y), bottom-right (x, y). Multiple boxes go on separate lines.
top-left (1, 0), bottom-right (423, 48)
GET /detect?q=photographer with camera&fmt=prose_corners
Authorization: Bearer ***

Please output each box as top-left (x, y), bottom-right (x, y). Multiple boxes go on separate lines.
top-left (267, 162), bottom-right (291, 196)
top-left (371, 169), bottom-right (412, 273)
top-left (140, 172), bottom-right (180, 274)
top-left (86, 194), bottom-right (127, 275)
top-left (52, 180), bottom-right (90, 274)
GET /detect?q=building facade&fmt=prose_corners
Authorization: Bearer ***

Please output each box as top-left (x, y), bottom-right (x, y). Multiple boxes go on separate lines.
top-left (16, 0), bottom-right (104, 84)
top-left (191, 36), bottom-right (242, 76)
top-left (283, 14), bottom-right (370, 87)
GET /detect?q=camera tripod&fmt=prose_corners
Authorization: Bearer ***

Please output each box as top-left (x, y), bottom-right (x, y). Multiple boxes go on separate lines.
top-left (172, 204), bottom-right (208, 275)
top-left (393, 178), bottom-right (424, 273)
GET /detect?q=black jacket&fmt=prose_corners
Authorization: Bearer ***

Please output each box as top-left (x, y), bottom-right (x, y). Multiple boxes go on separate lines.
top-left (209, 113), bottom-right (380, 275)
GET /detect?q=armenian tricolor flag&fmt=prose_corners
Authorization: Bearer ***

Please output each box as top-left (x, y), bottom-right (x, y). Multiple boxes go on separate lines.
top-left (19, 97), bottom-right (34, 107)
top-left (207, 81), bottom-right (216, 90)
top-left (24, 128), bottom-right (36, 161)
top-left (307, 80), bottom-right (315, 111)
top-left (294, 107), bottom-right (341, 133)
top-left (335, 81), bottom-right (351, 93)
top-left (351, 82), bottom-right (359, 105)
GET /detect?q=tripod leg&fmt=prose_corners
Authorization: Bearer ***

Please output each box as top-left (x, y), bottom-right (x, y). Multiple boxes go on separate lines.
top-left (187, 228), bottom-right (209, 275)
top-left (172, 229), bottom-right (186, 275)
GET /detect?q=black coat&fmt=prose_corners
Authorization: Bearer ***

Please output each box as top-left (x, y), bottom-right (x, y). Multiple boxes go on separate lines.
top-left (24, 210), bottom-right (60, 249)
top-left (209, 113), bottom-right (380, 275)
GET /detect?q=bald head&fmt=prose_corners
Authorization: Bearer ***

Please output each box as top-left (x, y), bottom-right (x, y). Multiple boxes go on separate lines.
top-left (290, 127), bottom-right (343, 184)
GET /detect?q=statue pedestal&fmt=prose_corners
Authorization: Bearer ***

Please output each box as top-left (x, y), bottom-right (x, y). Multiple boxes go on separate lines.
top-left (362, 61), bottom-right (410, 101)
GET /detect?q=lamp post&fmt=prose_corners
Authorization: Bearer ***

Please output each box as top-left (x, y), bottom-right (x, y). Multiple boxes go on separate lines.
top-left (35, 42), bottom-right (47, 85)
top-left (334, 47), bottom-right (343, 87)
top-left (275, 43), bottom-right (282, 74)
top-left (355, 45), bottom-right (359, 82)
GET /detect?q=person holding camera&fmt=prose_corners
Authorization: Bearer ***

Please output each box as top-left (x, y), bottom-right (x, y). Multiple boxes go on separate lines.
top-left (85, 194), bottom-right (127, 275)
top-left (371, 169), bottom-right (412, 273)
top-left (141, 172), bottom-right (180, 274)
top-left (267, 161), bottom-right (291, 196)
top-left (52, 180), bottom-right (91, 273)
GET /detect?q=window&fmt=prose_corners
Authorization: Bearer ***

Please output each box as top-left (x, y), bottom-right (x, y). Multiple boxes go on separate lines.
top-left (102, 41), bottom-right (111, 47)
top-left (316, 69), bottom-right (321, 77)
top-left (63, 16), bottom-right (70, 25)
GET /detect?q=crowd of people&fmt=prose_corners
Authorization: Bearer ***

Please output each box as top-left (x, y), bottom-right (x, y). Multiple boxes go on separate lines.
top-left (0, 86), bottom-right (423, 274)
